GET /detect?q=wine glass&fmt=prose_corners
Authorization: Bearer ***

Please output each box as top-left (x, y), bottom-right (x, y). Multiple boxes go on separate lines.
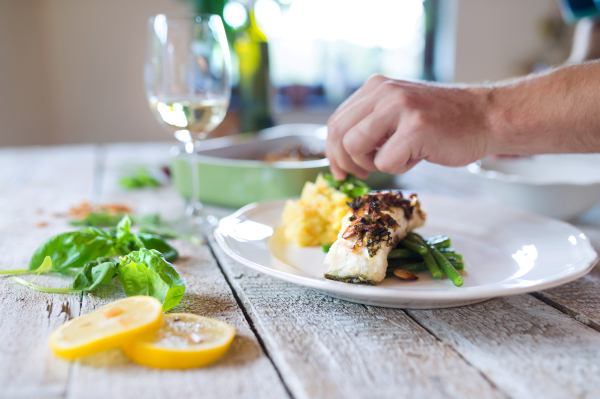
top-left (144, 14), bottom-right (231, 230)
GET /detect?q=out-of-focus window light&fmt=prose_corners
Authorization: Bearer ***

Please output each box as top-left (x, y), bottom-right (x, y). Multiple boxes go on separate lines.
top-left (254, 0), bottom-right (425, 107)
top-left (224, 1), bottom-right (248, 30)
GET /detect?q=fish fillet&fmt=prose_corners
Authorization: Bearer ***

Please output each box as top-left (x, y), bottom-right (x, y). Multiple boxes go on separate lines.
top-left (324, 191), bottom-right (426, 285)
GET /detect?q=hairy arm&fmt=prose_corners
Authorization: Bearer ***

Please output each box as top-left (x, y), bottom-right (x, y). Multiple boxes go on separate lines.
top-left (326, 60), bottom-right (600, 179)
top-left (487, 61), bottom-right (600, 155)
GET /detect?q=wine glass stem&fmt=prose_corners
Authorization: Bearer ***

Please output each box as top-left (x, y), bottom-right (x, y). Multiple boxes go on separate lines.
top-left (185, 140), bottom-right (202, 218)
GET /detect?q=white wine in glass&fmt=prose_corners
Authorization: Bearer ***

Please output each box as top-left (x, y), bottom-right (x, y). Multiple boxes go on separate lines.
top-left (145, 14), bottom-right (231, 230)
top-left (148, 96), bottom-right (229, 140)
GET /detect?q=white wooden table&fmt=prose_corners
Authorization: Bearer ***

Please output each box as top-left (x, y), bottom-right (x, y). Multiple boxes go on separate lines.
top-left (1, 143), bottom-right (599, 399)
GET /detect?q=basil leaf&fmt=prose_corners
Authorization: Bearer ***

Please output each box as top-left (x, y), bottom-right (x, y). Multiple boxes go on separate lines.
top-left (117, 249), bottom-right (185, 311)
top-left (116, 215), bottom-right (133, 244)
top-left (323, 173), bottom-right (371, 198)
top-left (30, 256), bottom-right (52, 284)
top-left (119, 168), bottom-right (161, 190)
top-left (137, 233), bottom-right (179, 262)
top-left (29, 228), bottom-right (116, 272)
top-left (70, 257), bottom-right (117, 291)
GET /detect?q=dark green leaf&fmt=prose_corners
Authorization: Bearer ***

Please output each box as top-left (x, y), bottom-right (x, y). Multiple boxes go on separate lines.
top-left (70, 257), bottom-right (117, 291)
top-left (29, 228), bottom-right (116, 272)
top-left (117, 249), bottom-right (185, 311)
top-left (137, 233), bottom-right (179, 262)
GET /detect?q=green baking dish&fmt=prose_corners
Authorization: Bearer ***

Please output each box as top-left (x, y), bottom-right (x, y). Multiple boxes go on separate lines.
top-left (171, 124), bottom-right (395, 208)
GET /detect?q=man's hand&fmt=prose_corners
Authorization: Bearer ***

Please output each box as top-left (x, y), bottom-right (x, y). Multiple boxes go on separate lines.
top-left (326, 75), bottom-right (492, 180)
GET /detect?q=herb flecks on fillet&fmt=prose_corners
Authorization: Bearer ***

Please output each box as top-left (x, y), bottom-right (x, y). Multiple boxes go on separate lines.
top-left (342, 192), bottom-right (421, 258)
top-left (323, 191), bottom-right (426, 285)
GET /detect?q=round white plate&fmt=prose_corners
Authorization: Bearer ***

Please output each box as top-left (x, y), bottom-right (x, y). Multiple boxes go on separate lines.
top-left (214, 195), bottom-right (598, 309)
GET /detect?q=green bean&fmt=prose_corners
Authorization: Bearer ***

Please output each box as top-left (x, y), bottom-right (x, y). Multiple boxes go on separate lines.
top-left (406, 233), bottom-right (443, 279)
top-left (446, 253), bottom-right (463, 261)
top-left (438, 247), bottom-right (456, 254)
top-left (452, 261), bottom-right (465, 270)
top-left (386, 262), bottom-right (428, 277)
top-left (431, 240), bottom-right (451, 249)
top-left (400, 238), bottom-right (428, 256)
top-left (388, 248), bottom-right (421, 259)
top-left (426, 235), bottom-right (451, 247)
top-left (321, 244), bottom-right (332, 253)
top-left (427, 243), bottom-right (464, 287)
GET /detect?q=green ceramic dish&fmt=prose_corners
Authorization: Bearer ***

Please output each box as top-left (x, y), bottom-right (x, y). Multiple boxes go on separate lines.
top-left (171, 124), bottom-right (395, 208)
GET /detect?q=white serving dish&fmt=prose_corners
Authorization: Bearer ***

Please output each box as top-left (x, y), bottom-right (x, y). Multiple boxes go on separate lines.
top-left (214, 195), bottom-right (597, 309)
top-left (468, 155), bottom-right (600, 220)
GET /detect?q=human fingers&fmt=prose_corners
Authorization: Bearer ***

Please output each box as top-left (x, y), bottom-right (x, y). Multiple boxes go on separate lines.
top-left (332, 143), bottom-right (369, 179)
top-left (329, 74), bottom-right (388, 122)
top-left (325, 146), bottom-right (347, 181)
top-left (373, 124), bottom-right (422, 174)
top-left (342, 109), bottom-right (400, 171)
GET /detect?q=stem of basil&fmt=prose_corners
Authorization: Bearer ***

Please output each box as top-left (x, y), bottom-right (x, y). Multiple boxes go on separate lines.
top-left (0, 269), bottom-right (34, 275)
top-left (11, 277), bottom-right (82, 293)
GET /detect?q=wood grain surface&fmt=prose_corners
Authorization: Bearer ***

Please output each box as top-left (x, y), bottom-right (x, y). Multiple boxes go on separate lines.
top-left (0, 146), bottom-right (94, 399)
top-left (65, 144), bottom-right (288, 399)
top-left (409, 295), bottom-right (600, 399)
top-left (3, 143), bottom-right (600, 399)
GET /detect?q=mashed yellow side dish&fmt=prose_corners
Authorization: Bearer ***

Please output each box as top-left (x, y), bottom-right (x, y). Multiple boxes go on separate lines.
top-left (282, 175), bottom-right (351, 247)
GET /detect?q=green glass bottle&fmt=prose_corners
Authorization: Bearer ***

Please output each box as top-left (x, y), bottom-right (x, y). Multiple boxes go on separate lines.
top-left (235, 6), bottom-right (274, 133)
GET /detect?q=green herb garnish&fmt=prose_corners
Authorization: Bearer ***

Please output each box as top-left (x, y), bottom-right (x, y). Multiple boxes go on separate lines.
top-left (5, 216), bottom-right (185, 310)
top-left (119, 168), bottom-right (161, 190)
top-left (69, 211), bottom-right (126, 227)
top-left (70, 212), bottom-right (202, 246)
top-left (323, 173), bottom-right (371, 198)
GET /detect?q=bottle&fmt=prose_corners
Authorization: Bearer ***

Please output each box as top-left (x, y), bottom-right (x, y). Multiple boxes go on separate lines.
top-left (235, 5), bottom-right (274, 132)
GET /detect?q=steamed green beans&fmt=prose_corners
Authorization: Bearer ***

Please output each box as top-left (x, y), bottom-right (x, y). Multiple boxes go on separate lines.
top-left (399, 238), bottom-right (428, 256)
top-left (406, 233), bottom-right (443, 279)
top-left (320, 232), bottom-right (466, 285)
top-left (428, 243), bottom-right (463, 286)
top-left (388, 248), bottom-right (421, 259)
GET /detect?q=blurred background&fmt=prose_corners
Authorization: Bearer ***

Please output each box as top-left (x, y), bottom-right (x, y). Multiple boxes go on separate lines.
top-left (0, 0), bottom-right (576, 147)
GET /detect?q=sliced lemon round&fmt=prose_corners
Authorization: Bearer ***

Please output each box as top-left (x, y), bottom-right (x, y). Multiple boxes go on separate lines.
top-left (49, 296), bottom-right (163, 359)
top-left (122, 313), bottom-right (235, 369)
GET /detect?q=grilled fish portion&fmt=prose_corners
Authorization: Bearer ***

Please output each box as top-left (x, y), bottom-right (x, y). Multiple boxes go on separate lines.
top-left (324, 191), bottom-right (426, 285)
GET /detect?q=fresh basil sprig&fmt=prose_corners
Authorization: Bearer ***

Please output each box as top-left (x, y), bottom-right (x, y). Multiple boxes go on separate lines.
top-left (118, 249), bottom-right (185, 311)
top-left (69, 257), bottom-right (118, 292)
top-left (323, 173), bottom-right (371, 198)
top-left (28, 216), bottom-right (179, 273)
top-left (28, 227), bottom-right (116, 272)
top-left (13, 250), bottom-right (186, 310)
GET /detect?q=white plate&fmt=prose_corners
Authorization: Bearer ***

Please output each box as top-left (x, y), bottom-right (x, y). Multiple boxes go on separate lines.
top-left (214, 195), bottom-right (598, 309)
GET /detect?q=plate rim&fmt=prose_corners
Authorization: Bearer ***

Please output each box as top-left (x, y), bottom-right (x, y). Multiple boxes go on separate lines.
top-left (214, 196), bottom-right (599, 302)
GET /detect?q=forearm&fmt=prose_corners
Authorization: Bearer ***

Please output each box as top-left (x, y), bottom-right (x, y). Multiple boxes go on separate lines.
top-left (480, 61), bottom-right (600, 155)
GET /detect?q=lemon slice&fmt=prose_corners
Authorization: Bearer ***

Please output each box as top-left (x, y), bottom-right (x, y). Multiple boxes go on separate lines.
top-left (49, 296), bottom-right (163, 359)
top-left (122, 313), bottom-right (235, 369)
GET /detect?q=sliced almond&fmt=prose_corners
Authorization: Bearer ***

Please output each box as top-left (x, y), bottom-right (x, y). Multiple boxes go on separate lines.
top-left (393, 269), bottom-right (418, 281)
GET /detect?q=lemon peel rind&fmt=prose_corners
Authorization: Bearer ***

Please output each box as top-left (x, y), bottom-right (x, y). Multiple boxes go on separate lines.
top-left (49, 296), bottom-right (164, 360)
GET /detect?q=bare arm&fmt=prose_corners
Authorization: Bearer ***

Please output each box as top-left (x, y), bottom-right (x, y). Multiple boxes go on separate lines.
top-left (326, 60), bottom-right (600, 179)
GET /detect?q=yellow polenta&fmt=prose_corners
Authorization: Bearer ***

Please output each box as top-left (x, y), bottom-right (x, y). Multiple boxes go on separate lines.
top-left (282, 175), bottom-right (351, 247)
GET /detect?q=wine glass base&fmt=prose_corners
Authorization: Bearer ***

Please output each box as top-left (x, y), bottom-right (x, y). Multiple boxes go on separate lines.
top-left (182, 202), bottom-right (219, 235)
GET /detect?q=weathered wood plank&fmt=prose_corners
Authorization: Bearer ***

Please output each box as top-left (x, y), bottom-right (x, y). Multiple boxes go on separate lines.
top-left (209, 235), bottom-right (507, 399)
top-left (408, 295), bottom-right (600, 399)
top-left (531, 221), bottom-right (600, 331)
top-left (64, 143), bottom-right (289, 399)
top-left (0, 145), bottom-right (97, 399)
